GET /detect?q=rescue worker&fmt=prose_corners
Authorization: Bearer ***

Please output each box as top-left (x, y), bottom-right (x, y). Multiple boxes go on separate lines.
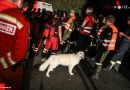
top-left (106, 16), bottom-right (130, 72)
top-left (42, 11), bottom-right (63, 58)
top-left (0, 0), bottom-right (30, 90)
top-left (32, 9), bottom-right (43, 54)
top-left (78, 7), bottom-right (95, 51)
top-left (62, 10), bottom-right (76, 42)
top-left (90, 15), bottom-right (106, 59)
top-left (92, 15), bottom-right (118, 79)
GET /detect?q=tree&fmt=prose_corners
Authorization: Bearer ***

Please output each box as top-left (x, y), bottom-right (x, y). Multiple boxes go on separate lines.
top-left (43, 0), bottom-right (86, 12)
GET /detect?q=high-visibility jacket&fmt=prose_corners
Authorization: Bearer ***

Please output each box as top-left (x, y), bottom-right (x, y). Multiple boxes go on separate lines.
top-left (63, 17), bottom-right (75, 41)
top-left (79, 15), bottom-right (94, 36)
top-left (102, 24), bottom-right (118, 50)
top-left (0, 3), bottom-right (30, 70)
top-left (63, 16), bottom-right (75, 31)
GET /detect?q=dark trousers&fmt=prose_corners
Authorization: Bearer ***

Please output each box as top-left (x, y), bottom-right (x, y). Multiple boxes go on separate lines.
top-left (112, 39), bottom-right (130, 62)
top-left (95, 43), bottom-right (106, 63)
top-left (0, 66), bottom-right (23, 90)
top-left (77, 34), bottom-right (91, 51)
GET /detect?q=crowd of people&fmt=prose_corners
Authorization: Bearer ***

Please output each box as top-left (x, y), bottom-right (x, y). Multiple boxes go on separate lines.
top-left (0, 0), bottom-right (130, 90)
top-left (27, 7), bottom-right (130, 80)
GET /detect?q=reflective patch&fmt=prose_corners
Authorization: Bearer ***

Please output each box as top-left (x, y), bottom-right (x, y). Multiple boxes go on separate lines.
top-left (0, 21), bottom-right (16, 36)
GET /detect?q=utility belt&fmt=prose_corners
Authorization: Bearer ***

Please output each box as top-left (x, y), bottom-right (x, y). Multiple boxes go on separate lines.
top-left (0, 52), bottom-right (17, 70)
top-left (79, 27), bottom-right (92, 36)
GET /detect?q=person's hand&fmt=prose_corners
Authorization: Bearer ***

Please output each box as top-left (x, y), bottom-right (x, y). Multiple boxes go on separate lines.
top-left (119, 32), bottom-right (125, 36)
top-left (60, 40), bottom-right (63, 45)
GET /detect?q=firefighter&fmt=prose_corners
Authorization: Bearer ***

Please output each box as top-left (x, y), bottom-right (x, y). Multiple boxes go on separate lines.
top-left (42, 11), bottom-right (63, 58)
top-left (78, 7), bottom-right (95, 51)
top-left (62, 10), bottom-right (76, 42)
top-left (92, 15), bottom-right (118, 79)
top-left (106, 16), bottom-right (130, 72)
top-left (0, 0), bottom-right (30, 90)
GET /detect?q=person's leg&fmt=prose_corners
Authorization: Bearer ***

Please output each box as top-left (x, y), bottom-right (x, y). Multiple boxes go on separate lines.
top-left (77, 34), bottom-right (86, 51)
top-left (42, 39), bottom-right (51, 58)
top-left (93, 50), bottom-right (110, 79)
top-left (107, 40), bottom-right (130, 71)
top-left (95, 43), bottom-right (104, 63)
top-left (85, 36), bottom-right (91, 52)
top-left (51, 39), bottom-right (58, 55)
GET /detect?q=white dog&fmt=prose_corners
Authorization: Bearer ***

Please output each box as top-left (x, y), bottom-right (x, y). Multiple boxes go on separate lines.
top-left (39, 51), bottom-right (85, 77)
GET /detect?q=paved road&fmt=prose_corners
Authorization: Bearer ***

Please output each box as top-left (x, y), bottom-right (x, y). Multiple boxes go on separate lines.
top-left (29, 49), bottom-right (130, 90)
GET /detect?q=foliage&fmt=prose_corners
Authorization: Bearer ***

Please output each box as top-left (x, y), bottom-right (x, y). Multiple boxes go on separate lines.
top-left (43, 0), bottom-right (86, 12)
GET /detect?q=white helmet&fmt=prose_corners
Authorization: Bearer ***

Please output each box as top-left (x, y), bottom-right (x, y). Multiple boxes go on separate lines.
top-left (86, 7), bottom-right (93, 14)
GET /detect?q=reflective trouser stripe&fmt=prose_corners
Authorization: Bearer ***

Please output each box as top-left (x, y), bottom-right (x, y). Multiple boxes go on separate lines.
top-left (110, 61), bottom-right (116, 65)
top-left (116, 61), bottom-right (121, 64)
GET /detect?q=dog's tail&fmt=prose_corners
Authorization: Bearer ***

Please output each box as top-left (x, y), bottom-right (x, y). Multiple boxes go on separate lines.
top-left (39, 56), bottom-right (52, 71)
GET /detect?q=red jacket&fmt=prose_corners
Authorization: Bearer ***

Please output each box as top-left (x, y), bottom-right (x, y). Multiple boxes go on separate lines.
top-left (0, 2), bottom-right (30, 69)
top-left (0, 0), bottom-right (17, 12)
top-left (80, 15), bottom-right (94, 36)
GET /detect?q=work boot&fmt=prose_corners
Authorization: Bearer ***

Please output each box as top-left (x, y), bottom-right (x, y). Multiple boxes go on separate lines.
top-left (92, 64), bottom-right (102, 80)
top-left (114, 64), bottom-right (120, 72)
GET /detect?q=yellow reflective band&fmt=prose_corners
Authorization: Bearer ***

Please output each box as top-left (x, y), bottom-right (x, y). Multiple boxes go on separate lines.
top-left (0, 57), bottom-right (8, 69)
top-left (7, 52), bottom-right (16, 65)
top-left (110, 61), bottom-right (116, 65)
top-left (116, 61), bottom-right (121, 64)
top-left (0, 13), bottom-right (23, 29)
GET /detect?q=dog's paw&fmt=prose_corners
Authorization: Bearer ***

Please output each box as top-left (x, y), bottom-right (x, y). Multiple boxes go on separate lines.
top-left (46, 74), bottom-right (50, 77)
top-left (70, 73), bottom-right (74, 76)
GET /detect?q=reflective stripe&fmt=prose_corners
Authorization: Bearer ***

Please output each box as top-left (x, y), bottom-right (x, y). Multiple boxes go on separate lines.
top-left (110, 61), bottom-right (116, 65)
top-left (0, 57), bottom-right (8, 69)
top-left (95, 62), bottom-right (102, 65)
top-left (116, 61), bottom-right (121, 64)
top-left (103, 43), bottom-right (115, 47)
top-left (0, 13), bottom-right (23, 29)
top-left (7, 52), bottom-right (16, 65)
top-left (104, 40), bottom-right (116, 43)
top-left (83, 30), bottom-right (90, 33)
top-left (68, 29), bottom-right (72, 32)
top-left (84, 27), bottom-right (92, 29)
top-left (33, 49), bottom-right (38, 52)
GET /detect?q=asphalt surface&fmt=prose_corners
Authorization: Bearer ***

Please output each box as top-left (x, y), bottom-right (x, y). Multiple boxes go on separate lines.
top-left (29, 48), bottom-right (130, 90)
